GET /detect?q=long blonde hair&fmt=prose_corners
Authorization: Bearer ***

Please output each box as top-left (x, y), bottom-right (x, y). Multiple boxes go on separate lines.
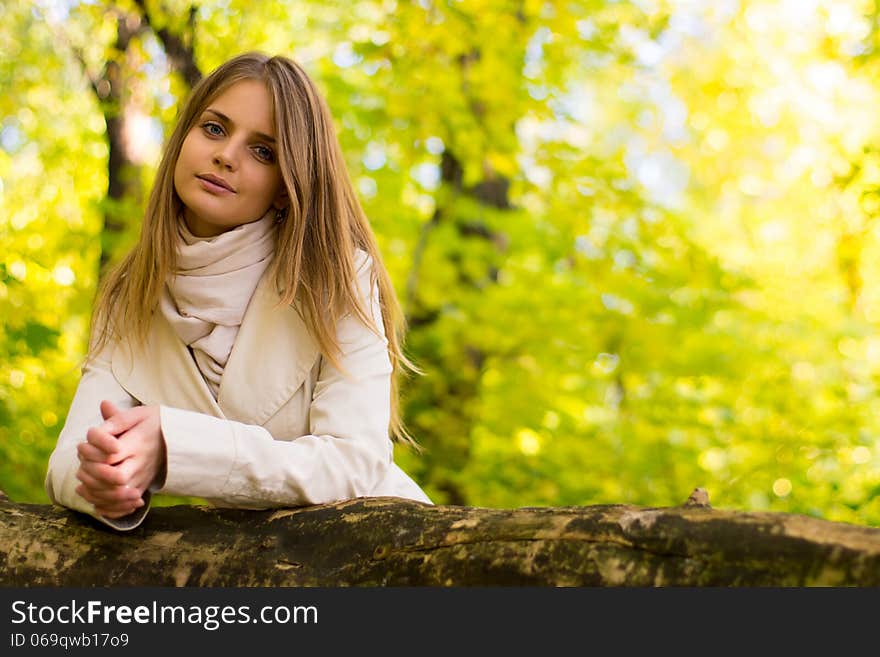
top-left (90, 52), bottom-right (421, 448)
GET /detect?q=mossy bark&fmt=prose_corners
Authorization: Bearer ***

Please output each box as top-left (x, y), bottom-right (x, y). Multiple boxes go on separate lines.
top-left (1, 493), bottom-right (878, 586)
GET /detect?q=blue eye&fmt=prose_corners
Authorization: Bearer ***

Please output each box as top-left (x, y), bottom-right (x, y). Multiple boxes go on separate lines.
top-left (202, 122), bottom-right (224, 136)
top-left (253, 145), bottom-right (275, 162)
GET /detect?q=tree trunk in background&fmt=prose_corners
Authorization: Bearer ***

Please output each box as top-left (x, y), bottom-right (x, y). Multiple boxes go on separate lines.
top-left (405, 151), bottom-right (510, 506)
top-left (2, 492), bottom-right (877, 586)
top-left (92, 1), bottom-right (201, 276)
top-left (133, 0), bottom-right (202, 90)
top-left (95, 12), bottom-right (145, 276)
top-left (404, 49), bottom-right (515, 506)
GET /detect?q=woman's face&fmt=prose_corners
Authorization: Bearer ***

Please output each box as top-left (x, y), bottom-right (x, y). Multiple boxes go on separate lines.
top-left (174, 79), bottom-right (285, 237)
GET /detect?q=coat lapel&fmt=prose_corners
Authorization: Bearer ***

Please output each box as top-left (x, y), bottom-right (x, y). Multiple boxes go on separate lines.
top-left (217, 274), bottom-right (320, 425)
top-left (111, 306), bottom-right (225, 419)
top-left (111, 274), bottom-right (320, 426)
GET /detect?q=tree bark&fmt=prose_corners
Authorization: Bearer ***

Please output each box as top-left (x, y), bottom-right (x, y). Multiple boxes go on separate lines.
top-left (1, 491), bottom-right (877, 586)
top-left (86, 2), bottom-right (201, 275)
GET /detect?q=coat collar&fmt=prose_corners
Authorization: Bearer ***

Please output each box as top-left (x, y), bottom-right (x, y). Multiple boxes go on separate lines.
top-left (111, 274), bottom-right (320, 425)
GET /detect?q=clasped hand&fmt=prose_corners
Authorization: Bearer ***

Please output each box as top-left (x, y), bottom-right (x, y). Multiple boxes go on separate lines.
top-left (74, 400), bottom-right (167, 519)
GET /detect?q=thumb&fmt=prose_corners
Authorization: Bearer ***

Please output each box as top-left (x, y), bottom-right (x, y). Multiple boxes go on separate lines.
top-left (100, 399), bottom-right (121, 422)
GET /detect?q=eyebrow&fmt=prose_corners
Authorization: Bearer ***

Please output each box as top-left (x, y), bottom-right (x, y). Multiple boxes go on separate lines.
top-left (203, 109), bottom-right (276, 143)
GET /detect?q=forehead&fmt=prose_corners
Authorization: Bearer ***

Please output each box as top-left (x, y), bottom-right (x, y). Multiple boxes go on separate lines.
top-left (205, 79), bottom-right (275, 135)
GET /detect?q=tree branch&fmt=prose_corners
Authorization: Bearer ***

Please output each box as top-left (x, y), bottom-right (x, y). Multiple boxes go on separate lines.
top-left (2, 492), bottom-right (878, 586)
top-left (132, 0), bottom-right (202, 87)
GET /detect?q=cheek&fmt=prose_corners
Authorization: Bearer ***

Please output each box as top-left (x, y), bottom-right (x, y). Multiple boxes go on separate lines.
top-left (263, 170), bottom-right (284, 201)
top-left (172, 157), bottom-right (184, 194)
top-left (244, 166), bottom-right (283, 203)
top-left (173, 140), bottom-right (193, 184)
top-left (175, 132), bottom-right (203, 173)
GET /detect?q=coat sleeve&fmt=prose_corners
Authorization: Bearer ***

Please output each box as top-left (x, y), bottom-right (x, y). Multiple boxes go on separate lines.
top-left (156, 252), bottom-right (397, 509)
top-left (44, 344), bottom-right (155, 531)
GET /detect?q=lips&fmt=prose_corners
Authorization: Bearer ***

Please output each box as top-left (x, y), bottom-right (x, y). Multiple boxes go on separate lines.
top-left (196, 173), bottom-right (235, 193)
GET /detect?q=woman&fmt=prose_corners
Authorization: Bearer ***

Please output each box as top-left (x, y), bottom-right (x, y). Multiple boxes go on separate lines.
top-left (45, 52), bottom-right (432, 532)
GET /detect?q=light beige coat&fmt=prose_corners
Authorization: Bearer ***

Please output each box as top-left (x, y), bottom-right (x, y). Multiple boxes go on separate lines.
top-left (45, 252), bottom-right (432, 531)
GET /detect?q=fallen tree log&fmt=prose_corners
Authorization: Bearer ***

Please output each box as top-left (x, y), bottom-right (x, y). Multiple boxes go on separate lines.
top-left (1, 489), bottom-right (878, 586)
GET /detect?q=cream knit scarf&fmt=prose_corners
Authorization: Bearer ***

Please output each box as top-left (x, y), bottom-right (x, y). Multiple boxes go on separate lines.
top-left (159, 210), bottom-right (277, 399)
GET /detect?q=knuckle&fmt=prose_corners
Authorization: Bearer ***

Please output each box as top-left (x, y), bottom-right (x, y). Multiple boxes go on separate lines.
top-left (91, 463), bottom-right (109, 481)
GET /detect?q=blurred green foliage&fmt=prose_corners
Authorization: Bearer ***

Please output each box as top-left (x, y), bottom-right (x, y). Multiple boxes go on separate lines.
top-left (2, 0), bottom-right (879, 526)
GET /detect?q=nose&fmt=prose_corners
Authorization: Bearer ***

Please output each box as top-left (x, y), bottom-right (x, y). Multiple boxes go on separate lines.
top-left (212, 145), bottom-right (237, 171)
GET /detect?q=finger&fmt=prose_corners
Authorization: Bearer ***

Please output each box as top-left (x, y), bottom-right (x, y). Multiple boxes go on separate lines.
top-left (86, 426), bottom-right (121, 455)
top-left (75, 467), bottom-right (117, 492)
top-left (98, 406), bottom-right (145, 437)
top-left (113, 427), bottom-right (162, 492)
top-left (75, 468), bottom-right (141, 501)
top-left (74, 469), bottom-right (141, 499)
top-left (90, 491), bottom-right (144, 517)
top-left (78, 459), bottom-right (130, 487)
top-left (113, 424), bottom-right (154, 458)
top-left (100, 399), bottom-right (122, 421)
top-left (75, 484), bottom-right (142, 509)
top-left (79, 439), bottom-right (132, 467)
top-left (77, 441), bottom-right (121, 464)
top-left (76, 483), bottom-right (137, 505)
